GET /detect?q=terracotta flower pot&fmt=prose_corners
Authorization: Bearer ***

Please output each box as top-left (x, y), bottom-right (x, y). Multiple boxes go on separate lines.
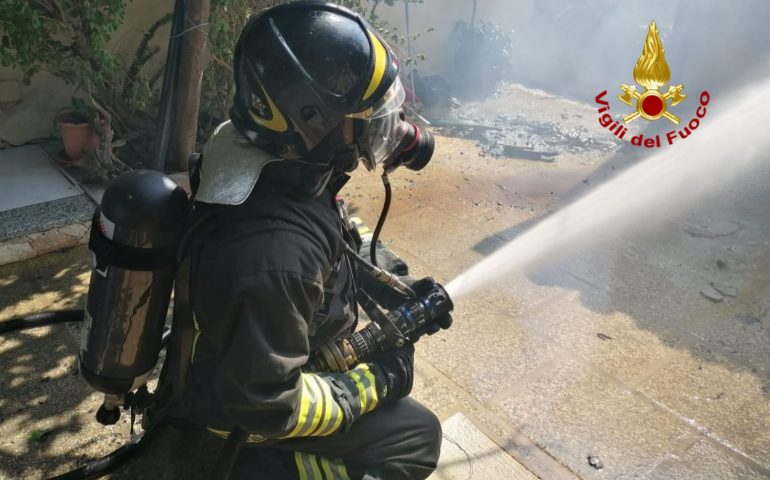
top-left (57, 111), bottom-right (99, 162)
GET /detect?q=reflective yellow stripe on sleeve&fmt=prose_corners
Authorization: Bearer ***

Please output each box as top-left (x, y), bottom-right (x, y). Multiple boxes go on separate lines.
top-left (283, 377), bottom-right (313, 438)
top-left (283, 373), bottom-right (343, 439)
top-left (363, 367), bottom-right (379, 412)
top-left (348, 369), bottom-right (369, 415)
top-left (312, 376), bottom-right (339, 436)
top-left (346, 363), bottom-right (379, 415)
top-left (303, 375), bottom-right (325, 436)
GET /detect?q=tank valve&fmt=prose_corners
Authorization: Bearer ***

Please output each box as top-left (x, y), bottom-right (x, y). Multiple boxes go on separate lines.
top-left (95, 394), bottom-right (124, 425)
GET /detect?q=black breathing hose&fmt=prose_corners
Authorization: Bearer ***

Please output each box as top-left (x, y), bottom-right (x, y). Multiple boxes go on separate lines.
top-left (370, 173), bottom-right (392, 267)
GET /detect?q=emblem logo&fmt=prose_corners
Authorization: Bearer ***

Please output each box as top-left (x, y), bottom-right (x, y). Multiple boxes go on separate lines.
top-left (618, 21), bottom-right (686, 124)
top-left (595, 20), bottom-right (709, 149)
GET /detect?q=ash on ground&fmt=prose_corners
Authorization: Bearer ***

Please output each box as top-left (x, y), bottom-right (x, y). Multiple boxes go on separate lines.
top-left (425, 83), bottom-right (621, 162)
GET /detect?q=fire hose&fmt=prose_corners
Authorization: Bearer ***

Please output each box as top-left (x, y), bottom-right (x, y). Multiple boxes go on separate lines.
top-left (0, 311), bottom-right (173, 480)
top-left (0, 280), bottom-right (453, 480)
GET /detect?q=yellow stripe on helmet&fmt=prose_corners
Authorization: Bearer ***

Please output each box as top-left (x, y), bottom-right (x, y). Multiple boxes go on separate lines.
top-left (249, 84), bottom-right (289, 132)
top-left (362, 31), bottom-right (387, 101)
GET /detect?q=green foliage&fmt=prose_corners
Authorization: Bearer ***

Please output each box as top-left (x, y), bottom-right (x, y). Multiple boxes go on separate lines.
top-left (199, 0), bottom-right (262, 134)
top-left (0, 0), bottom-right (165, 123)
top-left (123, 13), bottom-right (172, 102)
top-left (0, 1), bottom-right (171, 170)
top-left (0, 0), bottom-right (126, 91)
top-left (27, 429), bottom-right (52, 443)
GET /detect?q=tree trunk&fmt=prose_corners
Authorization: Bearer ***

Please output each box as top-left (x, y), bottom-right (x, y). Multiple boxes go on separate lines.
top-left (168, 0), bottom-right (211, 172)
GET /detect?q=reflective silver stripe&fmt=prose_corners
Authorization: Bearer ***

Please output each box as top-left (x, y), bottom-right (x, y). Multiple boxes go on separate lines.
top-left (297, 452), bottom-right (349, 480)
top-left (307, 454), bottom-right (324, 479)
top-left (320, 456), bottom-right (336, 479)
top-left (314, 377), bottom-right (343, 436)
top-left (306, 375), bottom-right (329, 436)
top-left (296, 376), bottom-right (321, 437)
top-left (321, 456), bottom-right (352, 480)
top-left (295, 452), bottom-right (309, 480)
top-left (283, 378), bottom-right (311, 438)
top-left (363, 367), bottom-right (379, 413)
top-left (347, 369), bottom-right (368, 416)
top-left (349, 365), bottom-right (376, 413)
top-left (336, 459), bottom-right (350, 480)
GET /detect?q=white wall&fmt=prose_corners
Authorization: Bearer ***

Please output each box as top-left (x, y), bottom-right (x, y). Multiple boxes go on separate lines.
top-left (375, 0), bottom-right (534, 77)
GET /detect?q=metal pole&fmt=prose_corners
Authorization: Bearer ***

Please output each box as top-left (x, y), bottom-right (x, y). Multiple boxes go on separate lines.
top-left (150, 0), bottom-right (185, 171)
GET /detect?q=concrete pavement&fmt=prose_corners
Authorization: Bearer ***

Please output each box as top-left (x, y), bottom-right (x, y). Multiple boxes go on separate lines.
top-left (1, 84), bottom-right (768, 479)
top-left (345, 86), bottom-right (770, 479)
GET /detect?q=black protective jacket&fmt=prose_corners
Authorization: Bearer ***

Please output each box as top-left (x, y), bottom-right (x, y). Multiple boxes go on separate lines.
top-left (179, 177), bottom-right (388, 441)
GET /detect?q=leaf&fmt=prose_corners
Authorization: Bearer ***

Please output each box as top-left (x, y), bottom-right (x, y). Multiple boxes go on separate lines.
top-left (27, 429), bottom-right (52, 443)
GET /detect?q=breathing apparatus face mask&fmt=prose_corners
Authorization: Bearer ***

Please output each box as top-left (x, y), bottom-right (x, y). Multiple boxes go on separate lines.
top-left (348, 77), bottom-right (435, 173)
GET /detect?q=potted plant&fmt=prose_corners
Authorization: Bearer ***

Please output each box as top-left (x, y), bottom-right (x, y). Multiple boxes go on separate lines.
top-left (55, 102), bottom-right (100, 163)
top-left (0, 0), bottom-right (129, 179)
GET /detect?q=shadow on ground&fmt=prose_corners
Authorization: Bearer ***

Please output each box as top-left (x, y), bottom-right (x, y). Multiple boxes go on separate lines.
top-left (0, 246), bottom-right (127, 479)
top-left (468, 141), bottom-right (770, 395)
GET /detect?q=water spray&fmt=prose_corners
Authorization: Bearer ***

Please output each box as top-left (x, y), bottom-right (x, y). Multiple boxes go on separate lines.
top-left (447, 77), bottom-right (770, 302)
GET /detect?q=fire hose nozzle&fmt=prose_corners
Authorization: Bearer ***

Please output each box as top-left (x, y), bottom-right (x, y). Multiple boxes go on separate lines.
top-left (309, 282), bottom-right (453, 372)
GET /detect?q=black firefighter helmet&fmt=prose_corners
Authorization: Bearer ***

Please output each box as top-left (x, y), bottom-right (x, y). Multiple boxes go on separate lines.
top-left (231, 1), bottom-right (400, 163)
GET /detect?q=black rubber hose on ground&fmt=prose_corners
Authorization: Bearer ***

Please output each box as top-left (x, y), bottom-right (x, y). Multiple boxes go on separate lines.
top-left (0, 310), bottom-right (172, 480)
top-left (370, 173), bottom-right (392, 267)
top-left (47, 426), bottom-right (162, 480)
top-left (0, 310), bottom-right (84, 334)
top-left (0, 309), bottom-right (172, 347)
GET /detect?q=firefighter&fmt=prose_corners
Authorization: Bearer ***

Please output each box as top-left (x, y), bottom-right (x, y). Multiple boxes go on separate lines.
top-left (166, 2), bottom-right (447, 478)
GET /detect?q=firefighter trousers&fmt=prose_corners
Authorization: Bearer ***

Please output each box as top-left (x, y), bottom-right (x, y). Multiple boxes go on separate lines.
top-left (229, 398), bottom-right (442, 480)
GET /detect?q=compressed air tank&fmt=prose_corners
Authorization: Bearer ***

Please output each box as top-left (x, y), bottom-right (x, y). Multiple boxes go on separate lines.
top-left (79, 170), bottom-right (190, 394)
